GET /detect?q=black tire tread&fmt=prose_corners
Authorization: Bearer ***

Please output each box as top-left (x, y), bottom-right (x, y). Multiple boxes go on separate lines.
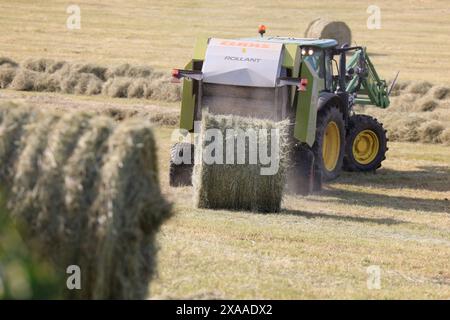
top-left (343, 114), bottom-right (388, 172)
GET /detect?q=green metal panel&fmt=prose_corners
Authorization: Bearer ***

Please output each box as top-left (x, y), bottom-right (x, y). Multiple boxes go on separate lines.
top-left (193, 37), bottom-right (209, 60)
top-left (345, 49), bottom-right (390, 108)
top-left (282, 44), bottom-right (297, 69)
top-left (294, 60), bottom-right (320, 146)
top-left (179, 60), bottom-right (195, 131)
top-left (179, 38), bottom-right (209, 131)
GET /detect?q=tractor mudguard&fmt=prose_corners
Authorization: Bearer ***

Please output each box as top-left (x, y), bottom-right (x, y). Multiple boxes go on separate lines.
top-left (317, 92), bottom-right (346, 118)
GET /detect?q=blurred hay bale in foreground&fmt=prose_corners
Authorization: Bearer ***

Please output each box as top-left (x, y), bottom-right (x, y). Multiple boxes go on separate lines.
top-left (0, 103), bottom-right (171, 299)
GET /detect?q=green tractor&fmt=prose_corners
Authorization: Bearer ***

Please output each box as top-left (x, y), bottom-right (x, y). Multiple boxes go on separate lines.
top-left (170, 27), bottom-right (392, 194)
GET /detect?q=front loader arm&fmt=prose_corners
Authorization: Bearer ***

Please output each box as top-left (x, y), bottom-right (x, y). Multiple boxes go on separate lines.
top-left (345, 48), bottom-right (390, 108)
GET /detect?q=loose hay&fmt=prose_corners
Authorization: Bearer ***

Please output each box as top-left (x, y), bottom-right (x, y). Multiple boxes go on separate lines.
top-left (415, 97), bottom-right (439, 112)
top-left (193, 113), bottom-right (290, 213)
top-left (102, 77), bottom-right (132, 98)
top-left (0, 104), bottom-right (171, 299)
top-left (0, 65), bottom-right (17, 88)
top-left (305, 18), bottom-right (352, 47)
top-left (408, 81), bottom-right (433, 95)
top-left (0, 57), bottom-right (19, 68)
top-left (441, 128), bottom-right (450, 145)
top-left (419, 120), bottom-right (444, 144)
top-left (1, 57), bottom-right (181, 102)
top-left (430, 86), bottom-right (450, 100)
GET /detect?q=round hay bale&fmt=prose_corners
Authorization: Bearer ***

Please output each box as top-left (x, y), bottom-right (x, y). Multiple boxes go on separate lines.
top-left (3, 108), bottom-right (171, 299)
top-left (12, 112), bottom-right (94, 260)
top-left (193, 113), bottom-right (290, 213)
top-left (91, 119), bottom-right (171, 299)
top-left (0, 106), bottom-right (35, 183)
top-left (10, 112), bottom-right (62, 228)
top-left (305, 18), bottom-right (351, 47)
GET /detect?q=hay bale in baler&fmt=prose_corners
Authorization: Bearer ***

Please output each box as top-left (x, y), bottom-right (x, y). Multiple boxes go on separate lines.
top-left (193, 113), bottom-right (290, 213)
top-left (0, 104), bottom-right (171, 299)
top-left (305, 18), bottom-right (352, 47)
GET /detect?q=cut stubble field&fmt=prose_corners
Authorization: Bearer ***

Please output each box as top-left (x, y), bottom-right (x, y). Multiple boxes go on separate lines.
top-left (1, 79), bottom-right (449, 299)
top-left (151, 127), bottom-right (450, 299)
top-left (0, 0), bottom-right (449, 299)
top-left (1, 0), bottom-right (450, 84)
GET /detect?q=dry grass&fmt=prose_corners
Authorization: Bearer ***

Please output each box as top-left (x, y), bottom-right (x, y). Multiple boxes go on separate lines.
top-left (3, 58), bottom-right (181, 101)
top-left (0, 104), bottom-right (172, 299)
top-left (193, 113), bottom-right (290, 213)
top-left (0, 1), bottom-right (450, 84)
top-left (359, 81), bottom-right (450, 145)
top-left (0, 89), bottom-right (180, 126)
top-left (149, 127), bottom-right (450, 299)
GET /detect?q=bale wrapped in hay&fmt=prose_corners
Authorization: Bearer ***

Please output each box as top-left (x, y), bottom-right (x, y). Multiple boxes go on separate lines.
top-left (305, 18), bottom-right (352, 47)
top-left (193, 113), bottom-right (290, 213)
top-left (0, 105), bottom-right (171, 299)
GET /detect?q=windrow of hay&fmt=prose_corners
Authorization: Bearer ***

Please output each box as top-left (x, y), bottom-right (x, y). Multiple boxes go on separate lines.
top-left (0, 65), bottom-right (17, 88)
top-left (193, 113), bottom-right (290, 213)
top-left (356, 107), bottom-right (450, 145)
top-left (2, 57), bottom-right (181, 102)
top-left (362, 80), bottom-right (450, 145)
top-left (304, 18), bottom-right (352, 47)
top-left (0, 103), bottom-right (171, 299)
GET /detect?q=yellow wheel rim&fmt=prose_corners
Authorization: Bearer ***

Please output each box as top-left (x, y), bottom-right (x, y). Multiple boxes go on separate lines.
top-left (322, 121), bottom-right (341, 172)
top-left (352, 130), bottom-right (380, 165)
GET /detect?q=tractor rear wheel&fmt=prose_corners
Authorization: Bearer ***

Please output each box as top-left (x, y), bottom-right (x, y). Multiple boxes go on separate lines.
top-left (169, 142), bottom-right (194, 187)
top-left (343, 115), bottom-right (388, 172)
top-left (312, 105), bottom-right (345, 181)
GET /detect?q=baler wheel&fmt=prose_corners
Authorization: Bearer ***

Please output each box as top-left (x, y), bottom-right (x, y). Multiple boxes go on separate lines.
top-left (169, 142), bottom-right (194, 187)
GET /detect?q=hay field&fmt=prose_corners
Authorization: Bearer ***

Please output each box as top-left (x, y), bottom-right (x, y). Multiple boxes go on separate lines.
top-left (151, 127), bottom-right (450, 299)
top-left (0, 0), bottom-right (450, 84)
top-left (0, 0), bottom-right (449, 299)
